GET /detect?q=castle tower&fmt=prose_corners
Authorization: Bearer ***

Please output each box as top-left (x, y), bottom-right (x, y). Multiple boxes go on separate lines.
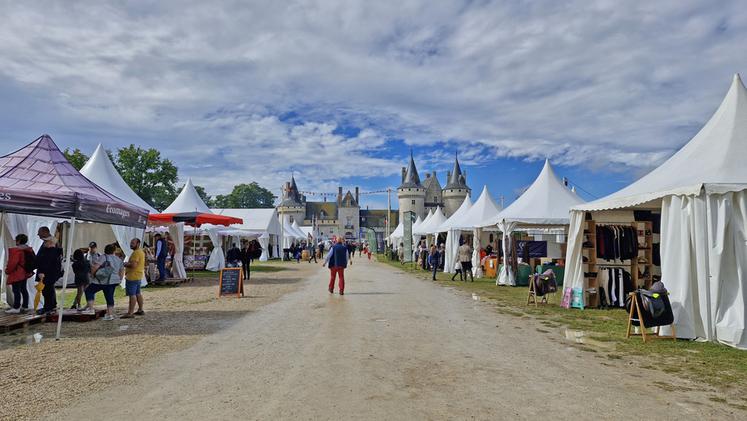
top-left (442, 153), bottom-right (471, 216)
top-left (338, 188), bottom-right (360, 239)
top-left (397, 151), bottom-right (426, 224)
top-left (277, 175), bottom-right (306, 226)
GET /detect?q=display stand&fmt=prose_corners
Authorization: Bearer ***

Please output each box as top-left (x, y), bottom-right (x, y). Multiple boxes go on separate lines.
top-left (527, 274), bottom-right (554, 306)
top-left (625, 291), bottom-right (676, 342)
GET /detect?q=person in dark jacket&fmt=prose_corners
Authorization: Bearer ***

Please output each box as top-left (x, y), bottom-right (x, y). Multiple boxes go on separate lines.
top-left (70, 249), bottom-right (90, 310)
top-left (239, 240), bottom-right (251, 281)
top-left (428, 245), bottom-right (441, 281)
top-left (154, 233), bottom-right (168, 283)
top-left (324, 237), bottom-right (348, 295)
top-left (226, 243), bottom-right (241, 267)
top-left (36, 227), bottom-right (62, 315)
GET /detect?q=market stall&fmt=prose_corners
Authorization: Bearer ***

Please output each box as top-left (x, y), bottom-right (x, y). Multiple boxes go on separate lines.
top-left (563, 74), bottom-right (747, 349)
top-left (0, 135), bottom-right (149, 339)
top-left (434, 196), bottom-right (473, 273)
top-left (212, 208), bottom-right (283, 261)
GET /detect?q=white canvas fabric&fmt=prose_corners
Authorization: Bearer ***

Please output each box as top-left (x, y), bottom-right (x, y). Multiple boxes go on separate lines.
top-left (204, 228), bottom-right (225, 271)
top-left (111, 224), bottom-right (147, 286)
top-left (443, 187), bottom-right (499, 273)
top-left (436, 196), bottom-right (473, 233)
top-left (481, 160), bottom-right (584, 227)
top-left (164, 178), bottom-right (211, 214)
top-left (410, 215), bottom-right (424, 249)
top-left (413, 210), bottom-right (433, 236)
top-left (453, 186), bottom-right (501, 230)
top-left (212, 208), bottom-right (283, 261)
top-left (168, 223), bottom-right (187, 279)
top-left (497, 220), bottom-right (519, 286)
top-left (80, 144), bottom-right (157, 213)
top-left (418, 207), bottom-right (447, 236)
top-left (389, 222), bottom-right (404, 246)
top-left (440, 197), bottom-right (473, 273)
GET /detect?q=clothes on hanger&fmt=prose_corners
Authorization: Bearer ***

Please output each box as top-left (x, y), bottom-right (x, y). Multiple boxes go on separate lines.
top-left (595, 225), bottom-right (638, 261)
top-left (597, 267), bottom-right (634, 308)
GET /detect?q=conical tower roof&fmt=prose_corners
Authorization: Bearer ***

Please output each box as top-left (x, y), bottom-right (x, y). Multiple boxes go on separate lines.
top-left (280, 174), bottom-right (304, 207)
top-left (445, 153), bottom-right (469, 190)
top-left (399, 151), bottom-right (424, 189)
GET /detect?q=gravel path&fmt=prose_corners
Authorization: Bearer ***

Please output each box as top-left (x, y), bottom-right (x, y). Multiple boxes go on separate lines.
top-left (0, 261), bottom-right (312, 421)
top-left (47, 257), bottom-right (739, 420)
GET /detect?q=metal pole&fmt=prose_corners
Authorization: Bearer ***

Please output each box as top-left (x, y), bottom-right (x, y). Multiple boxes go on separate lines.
top-left (56, 216), bottom-right (76, 340)
top-left (386, 188), bottom-right (391, 250)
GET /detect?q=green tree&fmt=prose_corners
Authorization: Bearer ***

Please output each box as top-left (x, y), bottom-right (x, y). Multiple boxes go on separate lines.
top-left (111, 145), bottom-right (179, 211)
top-left (63, 148), bottom-right (89, 170)
top-left (213, 182), bottom-right (276, 208)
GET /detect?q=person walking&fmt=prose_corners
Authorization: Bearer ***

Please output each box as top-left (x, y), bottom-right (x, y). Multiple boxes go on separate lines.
top-left (82, 243), bottom-right (123, 320)
top-left (121, 238), bottom-right (146, 319)
top-left (458, 240), bottom-right (474, 282)
top-left (324, 237), bottom-right (348, 295)
top-left (35, 227), bottom-right (62, 315)
top-left (307, 241), bottom-right (317, 263)
top-left (240, 240), bottom-right (251, 281)
top-left (398, 243), bottom-right (405, 264)
top-left (70, 249), bottom-right (91, 310)
top-left (428, 245), bottom-right (441, 281)
top-left (451, 260), bottom-right (463, 281)
top-left (4, 234), bottom-right (34, 314)
top-left (154, 233), bottom-right (168, 284)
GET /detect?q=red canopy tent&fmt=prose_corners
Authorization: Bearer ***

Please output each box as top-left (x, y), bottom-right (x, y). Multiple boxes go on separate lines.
top-left (148, 212), bottom-right (242, 227)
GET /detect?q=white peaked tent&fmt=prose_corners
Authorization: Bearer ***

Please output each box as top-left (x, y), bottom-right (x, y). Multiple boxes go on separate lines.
top-left (565, 74), bottom-right (747, 349)
top-left (212, 208), bottom-right (283, 261)
top-left (464, 187), bottom-right (502, 277)
top-left (481, 160), bottom-right (585, 285)
top-left (80, 144), bottom-right (156, 285)
top-left (389, 222), bottom-right (404, 248)
top-left (410, 215), bottom-right (424, 248)
top-left (162, 178), bottom-right (218, 274)
top-left (164, 178), bottom-right (211, 214)
top-left (421, 206), bottom-right (448, 236)
top-left (291, 221), bottom-right (307, 239)
top-left (413, 209), bottom-right (433, 236)
top-left (437, 196), bottom-right (473, 273)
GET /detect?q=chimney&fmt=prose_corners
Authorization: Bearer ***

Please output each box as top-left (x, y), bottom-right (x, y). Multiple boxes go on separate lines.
top-left (338, 187), bottom-right (343, 206)
top-left (355, 187), bottom-right (359, 204)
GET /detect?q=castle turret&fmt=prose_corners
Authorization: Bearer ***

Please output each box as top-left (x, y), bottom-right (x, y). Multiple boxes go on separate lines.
top-left (442, 153), bottom-right (471, 216)
top-left (397, 151), bottom-right (426, 224)
top-left (277, 175), bottom-right (306, 226)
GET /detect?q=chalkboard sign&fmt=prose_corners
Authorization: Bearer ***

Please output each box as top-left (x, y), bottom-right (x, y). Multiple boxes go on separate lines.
top-left (218, 268), bottom-right (244, 297)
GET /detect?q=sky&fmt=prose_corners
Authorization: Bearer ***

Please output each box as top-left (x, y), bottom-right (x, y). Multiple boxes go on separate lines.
top-left (0, 1), bottom-right (745, 210)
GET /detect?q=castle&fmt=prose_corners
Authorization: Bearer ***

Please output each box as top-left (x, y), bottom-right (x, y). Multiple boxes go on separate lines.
top-left (276, 153), bottom-right (470, 242)
top-left (397, 152), bottom-right (471, 224)
top-left (276, 176), bottom-right (394, 242)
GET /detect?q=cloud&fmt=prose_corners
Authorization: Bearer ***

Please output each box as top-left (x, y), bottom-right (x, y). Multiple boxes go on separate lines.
top-left (0, 0), bottom-right (745, 196)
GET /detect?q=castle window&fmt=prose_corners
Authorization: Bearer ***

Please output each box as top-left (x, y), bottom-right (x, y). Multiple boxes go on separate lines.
top-left (411, 200), bottom-right (415, 205)
top-left (434, 196), bottom-right (437, 202)
top-left (289, 216), bottom-right (294, 223)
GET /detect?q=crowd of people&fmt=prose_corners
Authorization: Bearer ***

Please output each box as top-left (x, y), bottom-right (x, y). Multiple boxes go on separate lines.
top-left (396, 237), bottom-right (483, 282)
top-left (4, 226), bottom-right (147, 321)
top-left (286, 239), bottom-right (372, 265)
top-left (224, 239), bottom-right (263, 280)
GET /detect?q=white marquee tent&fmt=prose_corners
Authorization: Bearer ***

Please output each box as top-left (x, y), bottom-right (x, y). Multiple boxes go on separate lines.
top-left (161, 178), bottom-right (213, 275)
top-left (480, 159), bottom-right (585, 285)
top-left (212, 208), bottom-right (282, 261)
top-left (435, 196), bottom-right (473, 273)
top-left (565, 74), bottom-right (747, 349)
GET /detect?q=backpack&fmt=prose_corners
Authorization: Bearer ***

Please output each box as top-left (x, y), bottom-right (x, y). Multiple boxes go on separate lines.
top-left (94, 257), bottom-right (115, 283)
top-left (22, 249), bottom-right (37, 273)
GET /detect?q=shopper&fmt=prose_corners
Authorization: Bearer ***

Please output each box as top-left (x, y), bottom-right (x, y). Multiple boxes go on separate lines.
top-left (324, 237), bottom-right (348, 295)
top-left (240, 240), bottom-right (251, 281)
top-left (226, 243), bottom-right (241, 267)
top-left (458, 240), bottom-right (474, 282)
top-left (121, 238), bottom-right (146, 319)
top-left (451, 260), bottom-right (463, 281)
top-left (154, 233), bottom-right (168, 284)
top-left (307, 241), bottom-right (317, 263)
top-left (35, 227), bottom-right (62, 315)
top-left (4, 234), bottom-right (34, 313)
top-left (82, 243), bottom-right (123, 320)
top-left (70, 249), bottom-right (91, 310)
top-left (428, 245), bottom-right (441, 281)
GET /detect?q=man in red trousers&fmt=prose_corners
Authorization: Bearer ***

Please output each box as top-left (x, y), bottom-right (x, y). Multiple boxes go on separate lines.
top-left (323, 236), bottom-right (349, 295)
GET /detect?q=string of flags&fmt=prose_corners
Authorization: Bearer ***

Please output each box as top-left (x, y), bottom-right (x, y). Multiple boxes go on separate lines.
top-left (297, 188), bottom-right (392, 197)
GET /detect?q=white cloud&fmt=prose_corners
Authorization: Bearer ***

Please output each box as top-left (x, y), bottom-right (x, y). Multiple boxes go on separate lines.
top-left (0, 0), bottom-right (745, 195)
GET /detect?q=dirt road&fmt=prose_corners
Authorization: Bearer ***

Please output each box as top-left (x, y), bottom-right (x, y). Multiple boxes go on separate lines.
top-left (52, 257), bottom-right (737, 420)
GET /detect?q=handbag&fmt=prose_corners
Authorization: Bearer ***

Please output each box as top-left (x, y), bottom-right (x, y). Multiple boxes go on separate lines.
top-left (94, 256), bottom-right (114, 283)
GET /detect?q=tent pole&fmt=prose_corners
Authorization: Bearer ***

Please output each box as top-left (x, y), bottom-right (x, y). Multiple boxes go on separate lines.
top-left (56, 216), bottom-right (76, 340)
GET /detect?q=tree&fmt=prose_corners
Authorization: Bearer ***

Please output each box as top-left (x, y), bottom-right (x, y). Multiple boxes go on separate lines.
top-left (213, 182), bottom-right (276, 208)
top-left (111, 145), bottom-right (179, 211)
top-left (63, 148), bottom-right (89, 170)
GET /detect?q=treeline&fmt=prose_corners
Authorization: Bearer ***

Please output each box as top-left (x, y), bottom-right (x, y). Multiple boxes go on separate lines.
top-left (64, 146), bottom-right (276, 211)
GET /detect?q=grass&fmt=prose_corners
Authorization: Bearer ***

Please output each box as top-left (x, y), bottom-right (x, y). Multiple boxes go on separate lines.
top-left (377, 254), bottom-right (747, 394)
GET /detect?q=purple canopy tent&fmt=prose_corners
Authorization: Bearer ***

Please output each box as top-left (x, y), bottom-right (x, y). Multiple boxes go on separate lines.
top-left (0, 135), bottom-right (149, 339)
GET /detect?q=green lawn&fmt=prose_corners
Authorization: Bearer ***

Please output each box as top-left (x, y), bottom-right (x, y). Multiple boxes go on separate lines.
top-left (377, 254), bottom-right (747, 401)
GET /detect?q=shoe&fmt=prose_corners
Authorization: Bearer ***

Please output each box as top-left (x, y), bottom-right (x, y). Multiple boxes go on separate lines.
top-left (5, 308), bottom-right (20, 314)
top-left (134, 310), bottom-right (145, 316)
top-left (19, 308), bottom-right (28, 314)
top-left (339, 291), bottom-right (344, 295)
top-left (102, 314), bottom-right (115, 321)
top-left (69, 304), bottom-right (79, 310)
top-left (36, 309), bottom-right (46, 315)
top-left (120, 314), bottom-right (134, 319)
top-left (328, 288), bottom-right (333, 294)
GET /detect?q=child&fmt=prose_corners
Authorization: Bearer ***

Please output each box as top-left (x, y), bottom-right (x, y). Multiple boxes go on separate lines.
top-left (451, 260), bottom-right (462, 281)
